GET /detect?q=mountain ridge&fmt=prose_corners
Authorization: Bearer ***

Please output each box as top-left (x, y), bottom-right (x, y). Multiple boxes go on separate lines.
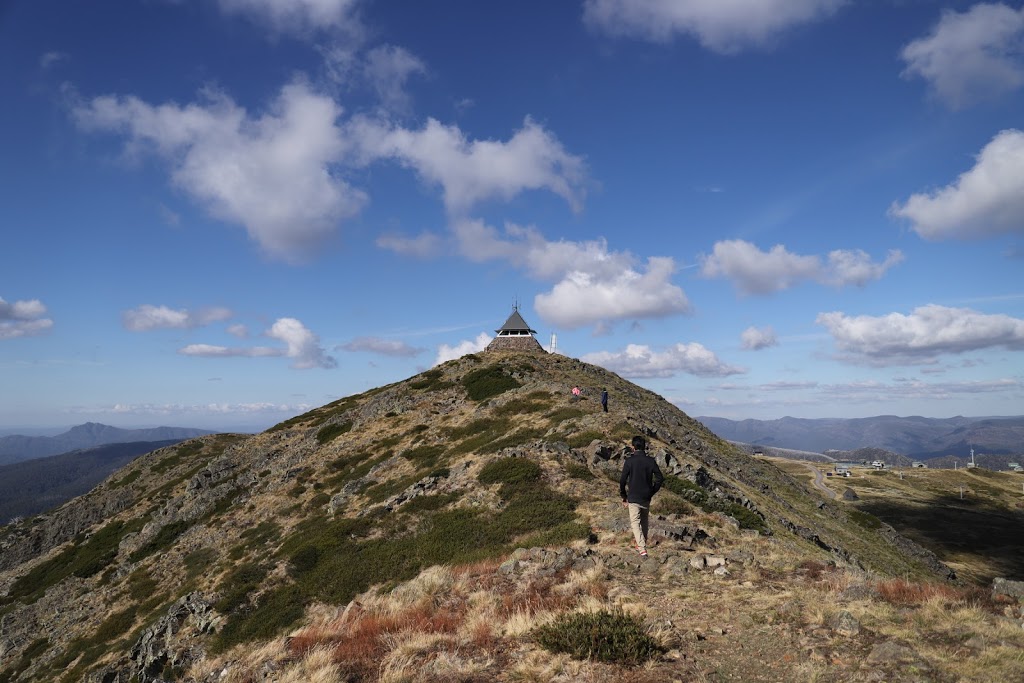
top-left (697, 414), bottom-right (1024, 456)
top-left (0, 423), bottom-right (216, 466)
top-left (2, 351), bottom-right (1018, 682)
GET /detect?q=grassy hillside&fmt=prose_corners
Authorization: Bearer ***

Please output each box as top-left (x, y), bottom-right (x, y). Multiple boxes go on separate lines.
top-left (768, 458), bottom-right (1024, 585)
top-left (1, 351), bottom-right (1022, 682)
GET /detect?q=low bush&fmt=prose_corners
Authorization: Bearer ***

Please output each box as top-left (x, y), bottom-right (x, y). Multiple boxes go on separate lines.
top-left (128, 520), bottom-right (191, 563)
top-left (182, 548), bottom-right (218, 579)
top-left (214, 562), bottom-right (269, 614)
top-left (316, 421), bottom-right (353, 445)
top-left (848, 508), bottom-right (883, 530)
top-left (7, 519), bottom-right (144, 604)
top-left (566, 463), bottom-right (595, 480)
top-left (409, 369), bottom-right (452, 392)
top-left (533, 609), bottom-right (664, 664)
top-left (462, 365), bottom-right (521, 401)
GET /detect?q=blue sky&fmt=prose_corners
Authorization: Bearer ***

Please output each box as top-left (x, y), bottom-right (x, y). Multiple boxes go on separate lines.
top-left (2, 0), bottom-right (1022, 431)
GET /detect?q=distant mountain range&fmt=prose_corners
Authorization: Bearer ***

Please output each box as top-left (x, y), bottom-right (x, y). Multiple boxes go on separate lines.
top-left (0, 422), bottom-right (215, 466)
top-left (0, 440), bottom-right (182, 524)
top-left (696, 415), bottom-right (1024, 458)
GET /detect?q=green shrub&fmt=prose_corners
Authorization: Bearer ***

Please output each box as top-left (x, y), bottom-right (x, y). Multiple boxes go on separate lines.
top-left (316, 421), bottom-right (353, 445)
top-left (848, 509), bottom-right (883, 530)
top-left (566, 463), bottom-right (595, 480)
top-left (409, 369), bottom-right (452, 391)
top-left (110, 469), bottom-right (142, 488)
top-left (534, 609), bottom-right (664, 663)
top-left (182, 548), bottom-right (218, 579)
top-left (126, 569), bottom-right (160, 600)
top-left (0, 637), bottom-right (48, 683)
top-left (462, 365), bottom-right (521, 401)
top-left (402, 444), bottom-right (447, 468)
top-left (215, 583), bottom-right (307, 652)
top-left (7, 519), bottom-right (143, 604)
top-left (214, 563), bottom-right (269, 614)
top-left (544, 407), bottom-right (586, 423)
top-left (662, 475), bottom-right (708, 503)
top-left (240, 520), bottom-right (282, 546)
top-left (565, 431), bottom-right (605, 448)
top-left (128, 520), bottom-right (191, 563)
top-left (478, 457), bottom-right (543, 488)
top-left (92, 605), bottom-right (138, 643)
top-left (400, 492), bottom-right (458, 514)
top-left (652, 493), bottom-right (694, 517)
top-left (519, 521), bottom-right (592, 547)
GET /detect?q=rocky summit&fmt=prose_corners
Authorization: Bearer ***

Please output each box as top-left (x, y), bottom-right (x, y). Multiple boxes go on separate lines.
top-left (1, 351), bottom-right (1021, 682)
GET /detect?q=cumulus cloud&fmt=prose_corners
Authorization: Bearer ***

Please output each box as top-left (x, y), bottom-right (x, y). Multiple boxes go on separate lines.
top-left (583, 0), bottom-right (846, 53)
top-left (583, 343), bottom-right (746, 378)
top-left (900, 3), bottom-right (1024, 109)
top-left (375, 231), bottom-right (442, 258)
top-left (340, 336), bottom-right (425, 357)
top-left (217, 0), bottom-right (362, 36)
top-left (434, 332), bottom-right (491, 366)
top-left (741, 326), bottom-right (777, 350)
top-left (535, 258), bottom-right (691, 329)
top-left (349, 116), bottom-right (587, 214)
top-left (450, 219), bottom-right (690, 329)
top-left (816, 304), bottom-right (1024, 366)
top-left (122, 305), bottom-right (232, 331)
top-left (73, 82), bottom-right (368, 263)
top-left (266, 317), bottom-right (337, 369)
top-left (74, 82), bottom-right (586, 263)
top-left (700, 239), bottom-right (903, 295)
top-left (0, 297), bottom-right (53, 340)
top-left (177, 318), bottom-right (335, 368)
top-left (889, 129), bottom-right (1024, 240)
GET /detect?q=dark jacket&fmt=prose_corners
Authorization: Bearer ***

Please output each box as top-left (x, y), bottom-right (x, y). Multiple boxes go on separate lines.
top-left (619, 450), bottom-right (664, 506)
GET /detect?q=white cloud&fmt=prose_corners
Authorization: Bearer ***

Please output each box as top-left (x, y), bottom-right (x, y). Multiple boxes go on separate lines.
top-left (450, 219), bottom-right (690, 329)
top-left (340, 336), bottom-right (425, 357)
top-left (0, 297), bottom-right (53, 340)
top-left (740, 326), bottom-right (777, 350)
top-left (434, 332), bottom-right (491, 366)
top-left (178, 344), bottom-right (282, 358)
top-left (227, 324), bottom-right (249, 338)
top-left (816, 304), bottom-right (1024, 366)
top-left (700, 240), bottom-right (902, 295)
top-left (535, 258), bottom-right (691, 329)
top-left (217, 0), bottom-right (362, 35)
top-left (349, 116), bottom-right (587, 214)
top-left (266, 317), bottom-right (337, 369)
top-left (176, 317), bottom-right (334, 368)
top-left (583, 0), bottom-right (846, 53)
top-left (900, 3), bottom-right (1024, 109)
top-left (583, 343), bottom-right (746, 378)
top-left (889, 129), bottom-right (1024, 240)
top-left (363, 44), bottom-right (427, 113)
top-left (74, 82), bottom-right (368, 263)
top-left (122, 305), bottom-right (232, 331)
top-left (375, 231), bottom-right (442, 258)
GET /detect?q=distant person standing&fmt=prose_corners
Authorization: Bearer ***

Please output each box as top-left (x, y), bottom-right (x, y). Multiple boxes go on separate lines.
top-left (571, 386), bottom-right (581, 401)
top-left (600, 388), bottom-right (608, 412)
top-left (619, 435), bottom-right (664, 558)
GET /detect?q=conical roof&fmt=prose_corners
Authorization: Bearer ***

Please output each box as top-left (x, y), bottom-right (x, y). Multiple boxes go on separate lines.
top-left (495, 308), bottom-right (536, 334)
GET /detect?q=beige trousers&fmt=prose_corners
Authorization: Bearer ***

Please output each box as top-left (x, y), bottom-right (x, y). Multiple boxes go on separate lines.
top-left (628, 503), bottom-right (650, 552)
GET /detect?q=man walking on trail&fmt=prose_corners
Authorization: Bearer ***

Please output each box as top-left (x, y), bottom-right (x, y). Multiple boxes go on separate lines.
top-left (620, 435), bottom-right (664, 558)
top-left (600, 388), bottom-right (608, 412)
